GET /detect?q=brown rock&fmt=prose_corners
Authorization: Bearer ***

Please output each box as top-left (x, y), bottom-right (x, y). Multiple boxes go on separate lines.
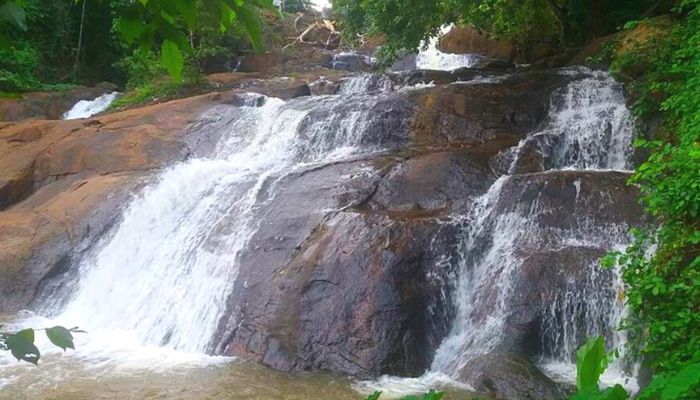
top-left (0, 83), bottom-right (119, 122)
top-left (409, 71), bottom-right (572, 145)
top-left (439, 26), bottom-right (517, 62)
top-left (0, 90), bottom-right (252, 311)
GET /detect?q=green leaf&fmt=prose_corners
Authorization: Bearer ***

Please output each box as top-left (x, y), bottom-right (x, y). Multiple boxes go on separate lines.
top-left (571, 385), bottom-right (629, 400)
top-left (5, 329), bottom-right (40, 365)
top-left (118, 17), bottom-right (146, 45)
top-left (175, 0), bottom-right (197, 29)
top-left (160, 39), bottom-right (184, 82)
top-left (421, 390), bottom-right (444, 400)
top-left (45, 326), bottom-right (75, 351)
top-left (0, 2), bottom-right (27, 31)
top-left (576, 336), bottom-right (607, 391)
top-left (365, 391), bottom-right (382, 400)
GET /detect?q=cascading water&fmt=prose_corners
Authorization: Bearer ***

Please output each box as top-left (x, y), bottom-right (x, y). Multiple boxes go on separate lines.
top-left (42, 77), bottom-right (402, 357)
top-left (62, 91), bottom-right (121, 120)
top-left (0, 62), bottom-right (641, 399)
top-left (429, 68), bottom-right (638, 388)
top-left (414, 25), bottom-right (483, 71)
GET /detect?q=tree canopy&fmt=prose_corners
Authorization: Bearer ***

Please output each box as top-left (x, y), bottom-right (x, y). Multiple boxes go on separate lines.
top-left (333, 0), bottom-right (661, 60)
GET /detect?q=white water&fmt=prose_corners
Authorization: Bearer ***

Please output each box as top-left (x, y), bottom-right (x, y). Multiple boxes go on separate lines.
top-left (2, 68), bottom-right (639, 397)
top-left (429, 68), bottom-right (637, 387)
top-left (62, 91), bottom-right (120, 120)
top-left (355, 68), bottom-right (639, 395)
top-left (416, 25), bottom-right (482, 71)
top-left (0, 78), bottom-right (399, 385)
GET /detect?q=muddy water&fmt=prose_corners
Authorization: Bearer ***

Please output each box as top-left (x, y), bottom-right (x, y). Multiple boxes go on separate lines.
top-left (0, 314), bottom-right (474, 400)
top-left (0, 360), bottom-right (475, 400)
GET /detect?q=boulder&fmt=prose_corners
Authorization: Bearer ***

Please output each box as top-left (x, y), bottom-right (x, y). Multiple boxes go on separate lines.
top-left (438, 26), bottom-right (516, 62)
top-left (327, 52), bottom-right (374, 72)
top-left (458, 352), bottom-right (569, 400)
top-left (214, 149), bottom-right (496, 377)
top-left (408, 71), bottom-right (573, 145)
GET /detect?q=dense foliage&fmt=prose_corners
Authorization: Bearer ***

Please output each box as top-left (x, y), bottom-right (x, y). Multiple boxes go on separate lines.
top-left (570, 337), bottom-right (700, 400)
top-left (602, 0), bottom-right (700, 376)
top-left (332, 0), bottom-right (659, 61)
top-left (0, 0), bottom-right (274, 92)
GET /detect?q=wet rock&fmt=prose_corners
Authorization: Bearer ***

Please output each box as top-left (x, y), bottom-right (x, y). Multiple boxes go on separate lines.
top-left (508, 133), bottom-right (559, 174)
top-left (0, 91), bottom-right (245, 311)
top-left (458, 352), bottom-right (569, 400)
top-left (470, 58), bottom-right (515, 70)
top-left (494, 170), bottom-right (645, 227)
top-left (368, 151), bottom-right (494, 212)
top-left (215, 149), bottom-right (495, 377)
top-left (308, 78), bottom-right (340, 95)
top-left (409, 71), bottom-right (573, 145)
top-left (327, 52), bottom-right (374, 72)
top-left (0, 83), bottom-right (119, 122)
top-left (389, 70), bottom-right (458, 87)
top-left (457, 170), bottom-right (642, 387)
top-left (389, 53), bottom-right (417, 72)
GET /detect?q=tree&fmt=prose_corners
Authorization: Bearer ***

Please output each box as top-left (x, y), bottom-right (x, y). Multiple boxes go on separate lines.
top-left (0, 0), bottom-right (275, 82)
top-left (333, 0), bottom-right (658, 61)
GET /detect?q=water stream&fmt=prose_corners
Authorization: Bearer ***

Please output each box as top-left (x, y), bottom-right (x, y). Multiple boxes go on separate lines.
top-left (62, 91), bottom-right (121, 120)
top-left (1, 66), bottom-right (639, 398)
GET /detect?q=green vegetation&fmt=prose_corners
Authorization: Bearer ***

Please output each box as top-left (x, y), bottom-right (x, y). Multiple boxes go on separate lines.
top-left (332, 0), bottom-right (659, 61)
top-left (0, 325), bottom-right (83, 365)
top-left (365, 390), bottom-right (444, 400)
top-left (0, 0), bottom-right (274, 95)
top-left (570, 337), bottom-right (700, 400)
top-left (600, 0), bottom-right (700, 376)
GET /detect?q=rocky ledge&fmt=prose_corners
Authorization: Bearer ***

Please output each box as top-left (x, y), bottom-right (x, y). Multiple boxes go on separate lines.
top-left (0, 63), bottom-right (644, 400)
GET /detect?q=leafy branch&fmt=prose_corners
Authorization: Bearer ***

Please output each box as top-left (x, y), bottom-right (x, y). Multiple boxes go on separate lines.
top-left (0, 325), bottom-right (84, 365)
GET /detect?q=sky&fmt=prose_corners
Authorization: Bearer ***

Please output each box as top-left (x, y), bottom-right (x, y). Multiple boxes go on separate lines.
top-left (311, 0), bottom-right (332, 10)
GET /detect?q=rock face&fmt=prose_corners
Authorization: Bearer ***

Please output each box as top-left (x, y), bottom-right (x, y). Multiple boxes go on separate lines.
top-left (0, 83), bottom-right (118, 122)
top-left (438, 26), bottom-right (517, 61)
top-left (459, 352), bottom-right (570, 400)
top-left (215, 150), bottom-right (495, 377)
top-left (0, 91), bottom-right (251, 311)
top-left (0, 63), bottom-right (644, 400)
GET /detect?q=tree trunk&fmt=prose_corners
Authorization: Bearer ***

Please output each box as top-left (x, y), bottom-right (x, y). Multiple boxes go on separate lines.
top-left (544, 0), bottom-right (570, 47)
top-left (73, 0), bottom-right (87, 77)
top-left (587, 0), bottom-right (602, 40)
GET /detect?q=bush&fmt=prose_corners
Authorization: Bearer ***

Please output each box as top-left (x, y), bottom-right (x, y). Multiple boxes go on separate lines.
top-left (0, 44), bottom-right (40, 92)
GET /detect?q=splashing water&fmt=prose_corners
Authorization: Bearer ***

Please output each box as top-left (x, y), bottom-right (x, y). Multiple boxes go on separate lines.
top-left (35, 75), bottom-right (407, 365)
top-left (415, 25), bottom-right (483, 71)
top-left (62, 91), bottom-right (120, 120)
top-left (0, 78), bottom-right (410, 393)
top-left (1, 67), bottom-right (640, 398)
top-left (428, 68), bottom-right (639, 389)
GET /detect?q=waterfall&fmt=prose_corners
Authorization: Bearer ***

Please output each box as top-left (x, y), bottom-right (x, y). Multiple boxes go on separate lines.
top-left (46, 78), bottom-right (404, 356)
top-left (415, 25), bottom-right (483, 71)
top-left (62, 91), bottom-right (120, 120)
top-left (430, 68), bottom-right (637, 387)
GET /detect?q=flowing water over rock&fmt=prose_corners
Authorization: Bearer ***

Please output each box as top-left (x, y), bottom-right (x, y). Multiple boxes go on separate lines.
top-left (0, 66), bottom-right (643, 399)
top-left (62, 91), bottom-right (121, 120)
